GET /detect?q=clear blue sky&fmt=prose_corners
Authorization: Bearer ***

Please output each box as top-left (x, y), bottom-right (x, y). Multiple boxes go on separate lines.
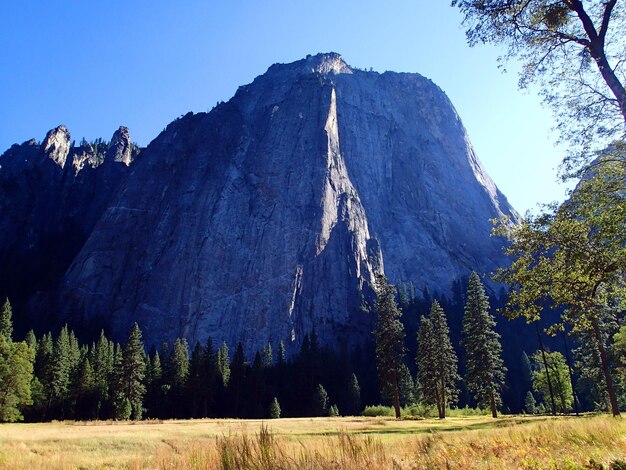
top-left (0, 0), bottom-right (571, 213)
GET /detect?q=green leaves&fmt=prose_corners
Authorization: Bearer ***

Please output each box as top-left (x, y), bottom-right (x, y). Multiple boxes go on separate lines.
top-left (453, 0), bottom-right (626, 174)
top-left (494, 150), bottom-right (626, 331)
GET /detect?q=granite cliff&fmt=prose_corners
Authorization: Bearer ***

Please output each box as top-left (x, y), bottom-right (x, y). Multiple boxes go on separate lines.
top-left (0, 126), bottom-right (140, 330)
top-left (1, 53), bottom-right (517, 354)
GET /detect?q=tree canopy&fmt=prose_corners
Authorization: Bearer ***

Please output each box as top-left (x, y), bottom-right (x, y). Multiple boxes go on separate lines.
top-left (493, 151), bottom-right (626, 416)
top-left (453, 0), bottom-right (626, 173)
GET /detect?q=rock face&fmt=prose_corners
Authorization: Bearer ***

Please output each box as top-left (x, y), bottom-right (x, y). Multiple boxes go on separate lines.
top-left (0, 126), bottom-right (141, 328)
top-left (56, 53), bottom-right (517, 355)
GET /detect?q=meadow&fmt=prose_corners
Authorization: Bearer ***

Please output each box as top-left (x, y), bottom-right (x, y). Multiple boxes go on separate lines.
top-left (0, 414), bottom-right (624, 469)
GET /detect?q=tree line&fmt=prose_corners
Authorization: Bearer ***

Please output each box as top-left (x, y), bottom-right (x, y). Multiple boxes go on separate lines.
top-left (1, 265), bottom-right (624, 422)
top-left (0, 297), bottom-right (367, 422)
top-left (374, 271), bottom-right (625, 419)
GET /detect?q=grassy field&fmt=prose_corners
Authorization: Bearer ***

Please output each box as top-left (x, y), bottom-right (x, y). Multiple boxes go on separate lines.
top-left (0, 414), bottom-right (624, 469)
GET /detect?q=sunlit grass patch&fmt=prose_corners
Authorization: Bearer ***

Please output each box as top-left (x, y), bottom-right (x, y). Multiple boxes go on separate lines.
top-left (0, 414), bottom-right (623, 469)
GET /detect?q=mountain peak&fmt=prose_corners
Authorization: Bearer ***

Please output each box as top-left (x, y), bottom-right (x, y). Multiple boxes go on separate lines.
top-left (262, 52), bottom-right (353, 80)
top-left (304, 52), bottom-right (352, 75)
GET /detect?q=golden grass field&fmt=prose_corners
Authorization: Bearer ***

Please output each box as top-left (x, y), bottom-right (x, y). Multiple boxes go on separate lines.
top-left (0, 414), bottom-right (624, 469)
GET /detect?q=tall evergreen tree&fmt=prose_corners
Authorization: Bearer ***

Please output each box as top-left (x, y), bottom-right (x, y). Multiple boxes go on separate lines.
top-left (74, 357), bottom-right (98, 420)
top-left (201, 338), bottom-right (219, 417)
top-left (168, 339), bottom-right (190, 390)
top-left (348, 373), bottom-right (362, 415)
top-left (144, 350), bottom-right (163, 418)
top-left (229, 342), bottom-right (247, 416)
top-left (217, 342), bottom-right (230, 387)
top-left (277, 340), bottom-right (286, 366)
top-left (313, 383), bottom-right (329, 416)
top-left (92, 331), bottom-right (113, 418)
top-left (262, 342), bottom-right (273, 367)
top-left (164, 338), bottom-right (189, 417)
top-left (120, 323), bottom-right (146, 419)
top-left (398, 363), bottom-right (416, 407)
top-left (24, 330), bottom-right (36, 356)
top-left (269, 396), bottom-right (281, 419)
top-left (49, 326), bottom-right (71, 418)
top-left (1, 298), bottom-right (13, 341)
top-left (461, 272), bottom-right (507, 417)
top-left (525, 391), bottom-right (537, 414)
top-left (417, 301), bottom-right (460, 419)
top-left (188, 341), bottom-right (205, 418)
top-left (0, 306), bottom-right (33, 422)
top-left (373, 273), bottom-right (406, 418)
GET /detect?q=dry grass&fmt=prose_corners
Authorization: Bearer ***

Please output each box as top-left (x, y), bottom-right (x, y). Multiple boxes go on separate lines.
top-left (0, 414), bottom-right (623, 469)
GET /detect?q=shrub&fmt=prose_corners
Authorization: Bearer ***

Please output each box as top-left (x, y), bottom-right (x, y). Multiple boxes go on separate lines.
top-left (362, 405), bottom-right (395, 417)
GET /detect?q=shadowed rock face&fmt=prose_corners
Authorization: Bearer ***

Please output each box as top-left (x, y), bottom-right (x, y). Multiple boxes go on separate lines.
top-left (2, 53), bottom-right (517, 354)
top-left (0, 126), bottom-right (140, 330)
top-left (58, 53), bottom-right (517, 355)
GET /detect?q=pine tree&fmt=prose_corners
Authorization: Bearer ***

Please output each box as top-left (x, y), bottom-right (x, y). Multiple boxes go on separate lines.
top-left (217, 342), bottom-right (230, 387)
top-left (229, 342), bottom-right (246, 417)
top-left (144, 350), bottom-right (163, 418)
top-left (168, 339), bottom-right (190, 389)
top-left (417, 316), bottom-right (437, 410)
top-left (92, 331), bottom-right (113, 418)
top-left (525, 391), bottom-right (537, 414)
top-left (348, 373), bottom-right (362, 415)
top-left (262, 343), bottom-right (273, 367)
top-left (373, 273), bottom-right (406, 419)
top-left (24, 330), bottom-right (36, 359)
top-left (49, 326), bottom-right (71, 418)
top-left (277, 341), bottom-right (286, 366)
top-left (398, 363), bottom-right (416, 406)
top-left (188, 341), bottom-right (204, 417)
top-left (75, 358), bottom-right (98, 420)
top-left (120, 323), bottom-right (146, 419)
top-left (313, 383), bottom-right (329, 416)
top-left (417, 301), bottom-right (460, 419)
top-left (0, 306), bottom-right (33, 422)
top-left (249, 351), bottom-right (266, 418)
top-left (202, 338), bottom-right (219, 417)
top-left (269, 397), bottom-right (281, 419)
top-left (1, 298), bottom-right (13, 341)
top-left (461, 272), bottom-right (507, 417)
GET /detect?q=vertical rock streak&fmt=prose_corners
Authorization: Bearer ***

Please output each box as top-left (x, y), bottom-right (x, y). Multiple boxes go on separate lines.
top-left (317, 87), bottom-right (378, 286)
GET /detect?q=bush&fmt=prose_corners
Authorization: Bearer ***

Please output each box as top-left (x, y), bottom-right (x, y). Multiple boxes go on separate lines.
top-left (363, 404), bottom-right (490, 418)
top-left (362, 405), bottom-right (395, 417)
top-left (447, 406), bottom-right (491, 417)
top-left (402, 403), bottom-right (436, 418)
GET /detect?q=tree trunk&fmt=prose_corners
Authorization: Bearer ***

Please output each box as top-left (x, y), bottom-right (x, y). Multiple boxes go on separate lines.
top-left (392, 370), bottom-right (401, 419)
top-left (438, 379), bottom-right (446, 419)
top-left (535, 321), bottom-right (557, 416)
top-left (570, 0), bottom-right (626, 126)
top-left (561, 327), bottom-right (579, 416)
top-left (591, 317), bottom-right (621, 417)
top-left (490, 390), bottom-right (498, 418)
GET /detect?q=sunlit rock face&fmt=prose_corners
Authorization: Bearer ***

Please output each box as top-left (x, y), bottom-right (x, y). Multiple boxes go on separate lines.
top-left (53, 53), bottom-right (516, 355)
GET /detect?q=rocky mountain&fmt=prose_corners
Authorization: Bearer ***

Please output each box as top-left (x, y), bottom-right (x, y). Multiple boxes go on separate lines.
top-left (1, 53), bottom-right (517, 355)
top-left (0, 126), bottom-right (140, 331)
